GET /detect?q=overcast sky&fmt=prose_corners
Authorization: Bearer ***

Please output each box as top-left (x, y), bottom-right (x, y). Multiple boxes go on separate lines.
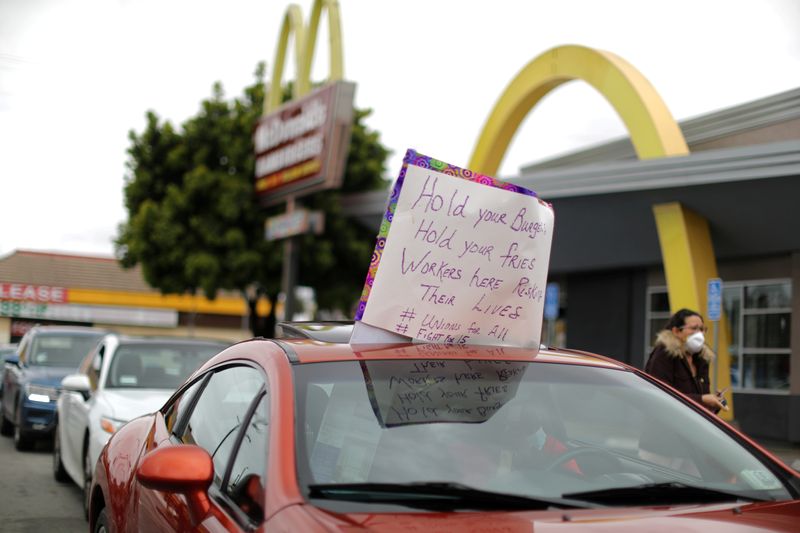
top-left (1, 0), bottom-right (799, 258)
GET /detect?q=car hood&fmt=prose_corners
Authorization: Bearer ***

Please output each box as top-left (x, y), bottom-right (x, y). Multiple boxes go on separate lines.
top-left (24, 366), bottom-right (75, 387)
top-left (100, 389), bottom-right (173, 422)
top-left (302, 500), bottom-right (800, 531)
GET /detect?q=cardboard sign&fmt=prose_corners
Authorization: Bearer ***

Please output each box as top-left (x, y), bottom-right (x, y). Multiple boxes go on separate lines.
top-left (354, 149), bottom-right (554, 348)
top-left (360, 359), bottom-right (528, 427)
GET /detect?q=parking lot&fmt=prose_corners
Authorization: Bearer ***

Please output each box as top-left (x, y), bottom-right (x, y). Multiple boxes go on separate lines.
top-left (0, 435), bottom-right (85, 533)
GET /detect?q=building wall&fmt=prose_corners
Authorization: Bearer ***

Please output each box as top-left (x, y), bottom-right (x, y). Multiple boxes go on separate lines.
top-left (1, 315), bottom-right (251, 345)
top-left (690, 118), bottom-right (800, 153)
top-left (640, 253), bottom-right (799, 442)
top-left (101, 323), bottom-right (249, 344)
top-left (733, 392), bottom-right (791, 441)
top-left (717, 255), bottom-right (792, 281)
top-left (791, 252), bottom-right (800, 397)
top-left (564, 269), bottom-right (646, 366)
top-left (789, 252), bottom-right (800, 442)
top-left (562, 253), bottom-right (798, 441)
top-left (0, 317), bottom-right (10, 344)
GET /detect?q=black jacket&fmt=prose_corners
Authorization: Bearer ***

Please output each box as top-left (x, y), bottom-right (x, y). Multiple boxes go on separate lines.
top-left (645, 329), bottom-right (715, 409)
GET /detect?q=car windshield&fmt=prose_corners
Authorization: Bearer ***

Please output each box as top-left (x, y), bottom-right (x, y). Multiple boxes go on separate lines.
top-left (28, 333), bottom-right (103, 368)
top-left (294, 358), bottom-right (793, 508)
top-left (106, 342), bottom-right (224, 389)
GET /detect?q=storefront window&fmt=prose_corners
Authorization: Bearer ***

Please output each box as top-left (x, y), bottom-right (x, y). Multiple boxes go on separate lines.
top-left (646, 280), bottom-right (791, 392)
top-left (645, 288), bottom-right (672, 351)
top-left (743, 314), bottom-right (791, 348)
top-left (742, 353), bottom-right (790, 390)
top-left (744, 284), bottom-right (791, 309)
top-left (739, 281), bottom-right (791, 391)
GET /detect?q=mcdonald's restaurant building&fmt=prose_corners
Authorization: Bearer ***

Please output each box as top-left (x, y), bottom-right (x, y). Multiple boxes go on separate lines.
top-left (0, 251), bottom-right (266, 345)
top-left (2, 86), bottom-right (798, 443)
top-left (344, 87), bottom-right (800, 443)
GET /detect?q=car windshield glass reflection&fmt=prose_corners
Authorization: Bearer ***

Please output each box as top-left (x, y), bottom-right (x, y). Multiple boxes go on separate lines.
top-left (107, 343), bottom-right (222, 389)
top-left (294, 359), bottom-right (792, 508)
top-left (29, 334), bottom-right (102, 367)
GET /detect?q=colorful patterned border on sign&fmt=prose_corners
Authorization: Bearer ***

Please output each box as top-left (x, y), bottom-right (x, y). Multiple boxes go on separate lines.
top-left (355, 149), bottom-right (540, 321)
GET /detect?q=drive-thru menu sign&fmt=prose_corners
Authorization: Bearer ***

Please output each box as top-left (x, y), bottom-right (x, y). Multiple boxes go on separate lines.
top-left (354, 149), bottom-right (554, 348)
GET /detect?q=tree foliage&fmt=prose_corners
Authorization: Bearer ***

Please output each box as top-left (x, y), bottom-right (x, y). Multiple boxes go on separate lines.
top-left (116, 64), bottom-right (390, 332)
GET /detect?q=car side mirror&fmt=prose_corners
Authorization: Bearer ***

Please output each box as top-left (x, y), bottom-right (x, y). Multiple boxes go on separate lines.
top-left (136, 445), bottom-right (214, 525)
top-left (4, 355), bottom-right (19, 367)
top-left (61, 374), bottom-right (91, 401)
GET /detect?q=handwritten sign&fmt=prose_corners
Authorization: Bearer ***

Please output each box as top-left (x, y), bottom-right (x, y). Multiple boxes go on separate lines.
top-left (354, 149), bottom-right (554, 348)
top-left (361, 359), bottom-right (528, 428)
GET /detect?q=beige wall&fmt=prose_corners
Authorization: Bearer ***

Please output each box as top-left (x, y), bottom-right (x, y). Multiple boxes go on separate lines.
top-left (691, 118), bottom-right (800, 153)
top-left (717, 255), bottom-right (793, 281)
top-left (93, 323), bottom-right (251, 345)
top-left (648, 254), bottom-right (793, 287)
top-left (0, 317), bottom-right (249, 345)
top-left (0, 317), bottom-right (10, 344)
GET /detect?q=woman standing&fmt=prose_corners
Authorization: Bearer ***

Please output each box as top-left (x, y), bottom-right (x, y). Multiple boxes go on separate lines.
top-left (645, 308), bottom-right (727, 413)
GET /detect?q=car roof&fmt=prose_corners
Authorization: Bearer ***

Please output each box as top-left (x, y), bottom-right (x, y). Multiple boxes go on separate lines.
top-left (268, 321), bottom-right (627, 370)
top-left (270, 338), bottom-right (627, 370)
top-left (198, 324), bottom-right (631, 379)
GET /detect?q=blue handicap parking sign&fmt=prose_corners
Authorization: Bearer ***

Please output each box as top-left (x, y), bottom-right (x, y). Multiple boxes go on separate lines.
top-left (707, 278), bottom-right (722, 321)
top-left (544, 283), bottom-right (559, 320)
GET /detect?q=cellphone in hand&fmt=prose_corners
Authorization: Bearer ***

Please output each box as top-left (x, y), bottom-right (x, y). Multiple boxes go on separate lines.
top-left (717, 387), bottom-right (729, 408)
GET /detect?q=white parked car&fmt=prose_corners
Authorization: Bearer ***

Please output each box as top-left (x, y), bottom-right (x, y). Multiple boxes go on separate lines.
top-left (52, 333), bottom-right (228, 514)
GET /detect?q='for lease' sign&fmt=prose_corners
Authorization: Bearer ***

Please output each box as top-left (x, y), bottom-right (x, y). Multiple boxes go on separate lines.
top-left (355, 149), bottom-right (554, 348)
top-left (0, 283), bottom-right (68, 303)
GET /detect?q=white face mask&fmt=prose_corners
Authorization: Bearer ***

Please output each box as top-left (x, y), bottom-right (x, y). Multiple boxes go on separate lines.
top-left (686, 331), bottom-right (705, 353)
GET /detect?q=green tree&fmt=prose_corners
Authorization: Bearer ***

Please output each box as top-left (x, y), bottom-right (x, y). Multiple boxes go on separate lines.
top-left (116, 64), bottom-right (390, 335)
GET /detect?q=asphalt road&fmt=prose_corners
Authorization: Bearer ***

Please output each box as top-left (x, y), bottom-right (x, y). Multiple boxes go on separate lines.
top-left (0, 433), bottom-right (87, 533)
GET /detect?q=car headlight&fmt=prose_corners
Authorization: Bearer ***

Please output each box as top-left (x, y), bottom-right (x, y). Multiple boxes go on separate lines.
top-left (100, 416), bottom-right (127, 434)
top-left (27, 384), bottom-right (59, 403)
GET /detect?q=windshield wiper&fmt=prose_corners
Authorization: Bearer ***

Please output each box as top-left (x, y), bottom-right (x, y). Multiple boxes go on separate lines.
top-left (308, 481), bottom-right (599, 510)
top-left (563, 482), bottom-right (768, 506)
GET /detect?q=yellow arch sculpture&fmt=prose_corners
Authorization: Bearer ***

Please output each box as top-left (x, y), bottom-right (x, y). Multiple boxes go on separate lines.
top-left (469, 44), bottom-right (688, 176)
top-left (470, 44), bottom-right (732, 420)
top-left (267, 0), bottom-right (344, 113)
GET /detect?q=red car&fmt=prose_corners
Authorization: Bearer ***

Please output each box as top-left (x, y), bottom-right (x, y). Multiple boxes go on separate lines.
top-left (89, 323), bottom-right (800, 532)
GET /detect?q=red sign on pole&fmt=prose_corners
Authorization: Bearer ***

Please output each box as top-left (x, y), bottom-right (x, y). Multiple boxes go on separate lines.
top-left (253, 81), bottom-right (355, 205)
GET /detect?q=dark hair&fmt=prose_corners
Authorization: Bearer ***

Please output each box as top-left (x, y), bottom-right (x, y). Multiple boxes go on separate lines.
top-left (664, 308), bottom-right (704, 330)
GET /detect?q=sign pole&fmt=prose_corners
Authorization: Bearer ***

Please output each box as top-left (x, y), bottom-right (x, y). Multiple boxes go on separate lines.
top-left (713, 318), bottom-right (720, 390)
top-left (707, 278), bottom-right (722, 392)
top-left (281, 197), bottom-right (299, 322)
top-left (544, 283), bottom-right (559, 346)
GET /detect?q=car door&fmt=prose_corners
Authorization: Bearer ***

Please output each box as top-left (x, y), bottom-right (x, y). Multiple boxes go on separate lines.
top-left (136, 364), bottom-right (266, 533)
top-left (62, 344), bottom-right (103, 475)
top-left (2, 331), bottom-right (29, 422)
top-left (219, 392), bottom-right (269, 526)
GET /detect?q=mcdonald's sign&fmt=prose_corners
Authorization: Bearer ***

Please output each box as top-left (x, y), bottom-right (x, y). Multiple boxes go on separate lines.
top-left (255, 0), bottom-right (354, 205)
top-left (254, 81), bottom-right (355, 204)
